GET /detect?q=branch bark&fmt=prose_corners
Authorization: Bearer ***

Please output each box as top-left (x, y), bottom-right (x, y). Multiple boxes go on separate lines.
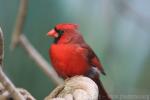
top-left (11, 0), bottom-right (28, 49)
top-left (0, 86), bottom-right (36, 100)
top-left (10, 0), bottom-right (63, 85)
top-left (19, 34), bottom-right (63, 85)
top-left (0, 67), bottom-right (26, 100)
top-left (0, 27), bottom-right (25, 100)
top-left (45, 76), bottom-right (99, 100)
top-left (0, 28), bottom-right (4, 66)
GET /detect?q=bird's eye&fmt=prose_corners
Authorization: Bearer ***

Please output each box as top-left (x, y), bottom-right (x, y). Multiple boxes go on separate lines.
top-left (54, 27), bottom-right (64, 34)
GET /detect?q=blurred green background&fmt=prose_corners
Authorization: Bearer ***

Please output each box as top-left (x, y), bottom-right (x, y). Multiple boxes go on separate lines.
top-left (0, 0), bottom-right (150, 100)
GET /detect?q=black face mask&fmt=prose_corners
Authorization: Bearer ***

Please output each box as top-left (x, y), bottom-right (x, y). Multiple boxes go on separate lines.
top-left (54, 27), bottom-right (64, 43)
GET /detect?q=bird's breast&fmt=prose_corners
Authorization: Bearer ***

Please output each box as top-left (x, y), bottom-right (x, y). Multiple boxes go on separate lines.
top-left (49, 44), bottom-right (89, 78)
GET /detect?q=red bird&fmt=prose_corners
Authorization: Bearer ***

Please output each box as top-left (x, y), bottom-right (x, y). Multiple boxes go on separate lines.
top-left (47, 23), bottom-right (111, 100)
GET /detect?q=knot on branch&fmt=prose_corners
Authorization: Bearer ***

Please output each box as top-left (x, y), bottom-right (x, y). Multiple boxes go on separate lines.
top-left (45, 76), bottom-right (99, 100)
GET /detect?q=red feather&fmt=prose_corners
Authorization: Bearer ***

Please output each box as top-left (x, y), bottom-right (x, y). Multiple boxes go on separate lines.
top-left (48, 23), bottom-right (111, 100)
top-left (50, 44), bottom-right (89, 78)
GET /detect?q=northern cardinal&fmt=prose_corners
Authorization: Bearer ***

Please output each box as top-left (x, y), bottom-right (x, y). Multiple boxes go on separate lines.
top-left (47, 23), bottom-right (111, 100)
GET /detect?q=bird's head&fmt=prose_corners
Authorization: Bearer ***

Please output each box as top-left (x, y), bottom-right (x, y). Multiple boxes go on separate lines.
top-left (47, 23), bottom-right (79, 38)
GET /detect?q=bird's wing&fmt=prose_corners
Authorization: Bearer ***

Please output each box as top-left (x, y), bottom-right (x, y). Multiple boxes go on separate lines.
top-left (80, 43), bottom-right (106, 75)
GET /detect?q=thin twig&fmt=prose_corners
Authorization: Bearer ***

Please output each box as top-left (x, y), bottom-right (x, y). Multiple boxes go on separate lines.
top-left (11, 0), bottom-right (28, 49)
top-left (0, 28), bottom-right (4, 66)
top-left (10, 0), bottom-right (62, 85)
top-left (19, 34), bottom-right (63, 85)
top-left (0, 27), bottom-right (25, 100)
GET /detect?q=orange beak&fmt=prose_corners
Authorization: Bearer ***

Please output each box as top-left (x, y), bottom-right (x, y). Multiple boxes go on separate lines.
top-left (47, 29), bottom-right (59, 38)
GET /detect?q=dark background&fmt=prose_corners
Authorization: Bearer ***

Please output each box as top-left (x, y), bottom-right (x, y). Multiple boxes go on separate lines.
top-left (0, 0), bottom-right (150, 99)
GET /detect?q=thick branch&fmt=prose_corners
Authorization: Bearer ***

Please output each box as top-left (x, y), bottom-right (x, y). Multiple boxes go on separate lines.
top-left (19, 34), bottom-right (63, 85)
top-left (45, 76), bottom-right (99, 100)
top-left (11, 0), bottom-right (28, 49)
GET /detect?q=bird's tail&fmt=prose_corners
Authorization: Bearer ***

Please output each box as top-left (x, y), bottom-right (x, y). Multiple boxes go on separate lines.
top-left (95, 77), bottom-right (111, 100)
top-left (85, 67), bottom-right (111, 100)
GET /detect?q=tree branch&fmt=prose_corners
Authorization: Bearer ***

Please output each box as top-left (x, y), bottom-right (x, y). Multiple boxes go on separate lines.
top-left (0, 28), bottom-right (4, 66)
top-left (45, 76), bottom-right (99, 100)
top-left (11, 0), bottom-right (28, 49)
top-left (0, 67), bottom-right (26, 100)
top-left (0, 27), bottom-right (25, 100)
top-left (10, 0), bottom-right (63, 85)
top-left (19, 34), bottom-right (63, 85)
top-left (0, 85), bottom-right (36, 100)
